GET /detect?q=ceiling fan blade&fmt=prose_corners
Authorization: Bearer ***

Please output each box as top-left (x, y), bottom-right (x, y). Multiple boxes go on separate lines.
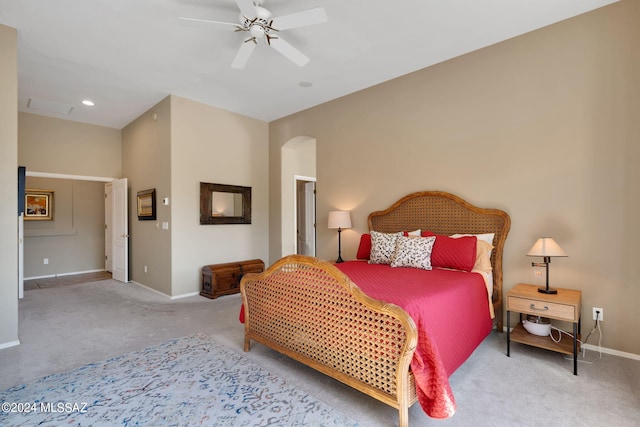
top-left (269, 36), bottom-right (310, 67)
top-left (178, 17), bottom-right (242, 31)
top-left (270, 7), bottom-right (327, 31)
top-left (235, 0), bottom-right (257, 19)
top-left (231, 40), bottom-right (257, 69)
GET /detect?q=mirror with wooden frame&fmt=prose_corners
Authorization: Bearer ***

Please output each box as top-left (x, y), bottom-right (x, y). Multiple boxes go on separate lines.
top-left (200, 182), bottom-right (251, 224)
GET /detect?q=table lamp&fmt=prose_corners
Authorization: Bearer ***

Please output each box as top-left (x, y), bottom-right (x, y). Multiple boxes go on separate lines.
top-left (527, 237), bottom-right (567, 294)
top-left (328, 211), bottom-right (351, 263)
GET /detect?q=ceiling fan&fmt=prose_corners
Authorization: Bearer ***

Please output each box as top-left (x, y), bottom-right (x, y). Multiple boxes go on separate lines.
top-left (179, 0), bottom-right (327, 69)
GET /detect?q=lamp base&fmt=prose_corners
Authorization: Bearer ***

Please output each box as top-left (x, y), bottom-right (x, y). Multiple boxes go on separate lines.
top-left (538, 287), bottom-right (558, 294)
top-left (335, 256), bottom-right (344, 263)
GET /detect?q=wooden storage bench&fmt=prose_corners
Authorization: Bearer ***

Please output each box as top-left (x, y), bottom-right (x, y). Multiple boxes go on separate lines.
top-left (201, 259), bottom-right (264, 299)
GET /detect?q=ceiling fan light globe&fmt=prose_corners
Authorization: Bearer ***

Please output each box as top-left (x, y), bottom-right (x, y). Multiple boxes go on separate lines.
top-left (250, 25), bottom-right (265, 38)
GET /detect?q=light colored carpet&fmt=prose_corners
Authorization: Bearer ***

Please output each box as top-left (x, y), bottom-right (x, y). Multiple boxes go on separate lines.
top-left (0, 333), bottom-right (358, 427)
top-left (1, 279), bottom-right (639, 426)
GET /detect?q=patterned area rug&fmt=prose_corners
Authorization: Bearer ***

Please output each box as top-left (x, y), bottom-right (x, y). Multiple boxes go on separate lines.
top-left (0, 334), bottom-right (360, 427)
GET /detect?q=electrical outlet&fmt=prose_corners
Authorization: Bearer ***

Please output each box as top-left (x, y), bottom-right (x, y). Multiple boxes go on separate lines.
top-left (592, 307), bottom-right (604, 321)
top-left (43, 258), bottom-right (48, 265)
top-left (534, 269), bottom-right (542, 278)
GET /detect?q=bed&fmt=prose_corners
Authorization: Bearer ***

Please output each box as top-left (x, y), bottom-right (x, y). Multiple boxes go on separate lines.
top-left (240, 191), bottom-right (510, 427)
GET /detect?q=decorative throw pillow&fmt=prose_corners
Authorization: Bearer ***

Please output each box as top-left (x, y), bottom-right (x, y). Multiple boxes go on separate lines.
top-left (368, 231), bottom-right (402, 265)
top-left (421, 231), bottom-right (477, 272)
top-left (356, 233), bottom-right (372, 260)
top-left (390, 236), bottom-right (436, 270)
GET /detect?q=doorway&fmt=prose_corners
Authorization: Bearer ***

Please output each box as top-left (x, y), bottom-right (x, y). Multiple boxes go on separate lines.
top-left (19, 171), bottom-right (128, 298)
top-left (295, 177), bottom-right (316, 256)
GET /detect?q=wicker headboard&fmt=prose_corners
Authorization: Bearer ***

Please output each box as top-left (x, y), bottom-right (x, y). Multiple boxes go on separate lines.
top-left (368, 191), bottom-right (511, 329)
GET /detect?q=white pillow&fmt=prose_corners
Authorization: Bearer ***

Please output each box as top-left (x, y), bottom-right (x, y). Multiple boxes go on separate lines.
top-left (390, 236), bottom-right (436, 270)
top-left (368, 231), bottom-right (402, 265)
top-left (450, 232), bottom-right (494, 245)
top-left (451, 233), bottom-right (495, 257)
top-left (406, 229), bottom-right (421, 236)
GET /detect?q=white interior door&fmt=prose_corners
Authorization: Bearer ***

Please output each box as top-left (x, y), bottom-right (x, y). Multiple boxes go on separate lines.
top-left (295, 178), bottom-right (316, 256)
top-left (111, 178), bottom-right (128, 282)
top-left (104, 183), bottom-right (113, 273)
top-left (296, 184), bottom-right (306, 255)
top-left (303, 181), bottom-right (316, 256)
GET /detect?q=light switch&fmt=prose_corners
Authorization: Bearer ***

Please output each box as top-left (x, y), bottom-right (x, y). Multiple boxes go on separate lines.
top-left (162, 222), bottom-right (169, 230)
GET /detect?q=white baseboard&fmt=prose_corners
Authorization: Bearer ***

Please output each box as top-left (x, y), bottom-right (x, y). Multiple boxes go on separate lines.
top-left (582, 343), bottom-right (640, 361)
top-left (0, 340), bottom-right (21, 350)
top-left (130, 281), bottom-right (200, 300)
top-left (501, 326), bottom-right (640, 361)
top-left (170, 291), bottom-right (200, 300)
top-left (25, 269), bottom-right (106, 281)
top-left (130, 281), bottom-right (171, 298)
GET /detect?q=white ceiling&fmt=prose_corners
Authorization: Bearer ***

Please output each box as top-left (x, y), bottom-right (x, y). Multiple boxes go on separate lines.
top-left (0, 0), bottom-right (618, 129)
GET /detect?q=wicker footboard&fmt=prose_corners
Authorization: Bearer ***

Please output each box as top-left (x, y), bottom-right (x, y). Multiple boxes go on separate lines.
top-left (240, 255), bottom-right (418, 427)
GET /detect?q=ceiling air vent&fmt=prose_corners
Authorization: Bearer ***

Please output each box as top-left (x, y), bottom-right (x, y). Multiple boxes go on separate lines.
top-left (27, 97), bottom-right (74, 116)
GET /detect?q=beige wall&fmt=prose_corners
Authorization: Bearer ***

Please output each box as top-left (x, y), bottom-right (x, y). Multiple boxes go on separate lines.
top-left (19, 112), bottom-right (121, 178)
top-left (18, 92), bottom-right (270, 299)
top-left (170, 96), bottom-right (269, 296)
top-left (270, 1), bottom-right (640, 354)
top-left (0, 24), bottom-right (19, 347)
top-left (23, 177), bottom-right (106, 278)
top-left (18, 113), bottom-right (122, 280)
top-left (122, 95), bottom-right (269, 297)
top-left (122, 97), bottom-right (173, 295)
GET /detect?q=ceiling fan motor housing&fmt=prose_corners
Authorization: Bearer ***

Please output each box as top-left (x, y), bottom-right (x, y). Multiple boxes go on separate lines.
top-left (240, 5), bottom-right (273, 39)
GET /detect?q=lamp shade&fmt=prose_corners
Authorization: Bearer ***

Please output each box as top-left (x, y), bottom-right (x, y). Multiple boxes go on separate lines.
top-left (328, 211), bottom-right (351, 229)
top-left (527, 237), bottom-right (567, 257)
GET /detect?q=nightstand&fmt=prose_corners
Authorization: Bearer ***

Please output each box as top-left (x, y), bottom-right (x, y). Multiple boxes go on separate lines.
top-left (506, 283), bottom-right (582, 375)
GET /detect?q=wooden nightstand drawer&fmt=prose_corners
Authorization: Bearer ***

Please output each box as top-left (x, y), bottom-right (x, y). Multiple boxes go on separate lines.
top-left (507, 296), bottom-right (576, 321)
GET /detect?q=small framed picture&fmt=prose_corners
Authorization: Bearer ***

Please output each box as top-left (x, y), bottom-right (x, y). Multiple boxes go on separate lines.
top-left (137, 188), bottom-right (156, 220)
top-left (25, 189), bottom-right (54, 221)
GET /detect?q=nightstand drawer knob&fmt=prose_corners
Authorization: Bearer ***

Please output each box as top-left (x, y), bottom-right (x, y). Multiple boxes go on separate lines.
top-left (530, 303), bottom-right (549, 311)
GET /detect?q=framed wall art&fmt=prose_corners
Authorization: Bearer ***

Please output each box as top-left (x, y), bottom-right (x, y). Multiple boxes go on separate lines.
top-left (137, 188), bottom-right (156, 220)
top-left (25, 189), bottom-right (54, 221)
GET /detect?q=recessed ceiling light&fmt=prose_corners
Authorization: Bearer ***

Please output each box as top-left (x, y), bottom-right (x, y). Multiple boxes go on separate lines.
top-left (299, 81), bottom-right (312, 88)
top-left (82, 100), bottom-right (95, 106)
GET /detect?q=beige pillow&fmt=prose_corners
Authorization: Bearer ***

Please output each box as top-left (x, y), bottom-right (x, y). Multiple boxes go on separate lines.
top-left (474, 240), bottom-right (494, 273)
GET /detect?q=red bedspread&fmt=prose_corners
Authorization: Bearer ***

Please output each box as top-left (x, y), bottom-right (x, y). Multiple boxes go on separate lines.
top-left (335, 261), bottom-right (492, 419)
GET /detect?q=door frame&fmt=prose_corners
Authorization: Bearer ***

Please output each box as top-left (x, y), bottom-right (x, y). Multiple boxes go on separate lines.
top-left (22, 171), bottom-right (127, 284)
top-left (18, 213), bottom-right (23, 299)
top-left (293, 175), bottom-right (316, 256)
